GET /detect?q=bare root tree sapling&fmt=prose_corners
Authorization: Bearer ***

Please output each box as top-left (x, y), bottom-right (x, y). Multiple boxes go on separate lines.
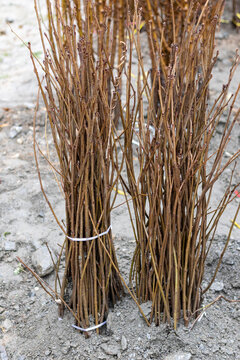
top-left (30, 0), bottom-right (126, 333)
top-left (122, 3), bottom-right (240, 329)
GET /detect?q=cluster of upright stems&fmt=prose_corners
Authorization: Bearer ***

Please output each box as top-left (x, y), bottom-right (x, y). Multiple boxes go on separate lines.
top-left (31, 0), bottom-right (240, 332)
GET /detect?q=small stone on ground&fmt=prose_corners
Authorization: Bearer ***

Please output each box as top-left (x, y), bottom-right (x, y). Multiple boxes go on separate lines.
top-left (211, 281), bottom-right (224, 292)
top-left (9, 126), bottom-right (22, 139)
top-left (31, 246), bottom-right (56, 277)
top-left (1, 319), bottom-right (13, 332)
top-left (3, 240), bottom-right (16, 251)
top-left (121, 335), bottom-right (128, 351)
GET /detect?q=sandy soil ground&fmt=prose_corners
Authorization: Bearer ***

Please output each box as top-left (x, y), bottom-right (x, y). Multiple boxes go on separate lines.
top-left (0, 1), bottom-right (240, 359)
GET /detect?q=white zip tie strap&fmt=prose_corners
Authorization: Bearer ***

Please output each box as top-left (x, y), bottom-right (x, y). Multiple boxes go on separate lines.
top-left (66, 225), bottom-right (112, 242)
top-left (72, 320), bottom-right (107, 332)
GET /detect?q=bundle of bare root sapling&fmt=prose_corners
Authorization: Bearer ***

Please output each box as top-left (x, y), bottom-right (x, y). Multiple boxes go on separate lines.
top-left (30, 0), bottom-right (125, 332)
top-left (122, 5), bottom-right (240, 329)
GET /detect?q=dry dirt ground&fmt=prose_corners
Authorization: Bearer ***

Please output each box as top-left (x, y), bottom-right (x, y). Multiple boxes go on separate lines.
top-left (0, 1), bottom-right (240, 360)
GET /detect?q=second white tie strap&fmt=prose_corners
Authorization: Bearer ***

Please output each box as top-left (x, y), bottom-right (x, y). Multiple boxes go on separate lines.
top-left (66, 225), bottom-right (112, 242)
top-left (72, 320), bottom-right (107, 332)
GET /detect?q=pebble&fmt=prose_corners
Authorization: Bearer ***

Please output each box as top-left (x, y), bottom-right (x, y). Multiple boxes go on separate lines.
top-left (121, 335), bottom-right (128, 351)
top-left (2, 319), bottom-right (13, 331)
top-left (4, 240), bottom-right (16, 251)
top-left (9, 126), bottom-right (22, 139)
top-left (16, 137), bottom-right (24, 144)
top-left (129, 353), bottom-right (136, 359)
top-left (164, 351), bottom-right (192, 360)
top-left (100, 343), bottom-right (121, 356)
top-left (37, 212), bottom-right (44, 218)
top-left (31, 246), bottom-right (57, 277)
top-left (61, 347), bottom-right (70, 355)
top-left (223, 256), bottom-right (235, 265)
top-left (0, 346), bottom-right (8, 360)
top-left (70, 342), bottom-right (78, 348)
top-left (231, 280), bottom-right (240, 289)
top-left (5, 18), bottom-right (14, 24)
top-left (211, 281), bottom-right (224, 292)
top-left (212, 344), bottom-right (219, 353)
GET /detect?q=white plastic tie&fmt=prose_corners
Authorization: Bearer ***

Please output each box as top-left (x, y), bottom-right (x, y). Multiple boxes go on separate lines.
top-left (66, 225), bottom-right (112, 242)
top-left (72, 320), bottom-right (107, 332)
